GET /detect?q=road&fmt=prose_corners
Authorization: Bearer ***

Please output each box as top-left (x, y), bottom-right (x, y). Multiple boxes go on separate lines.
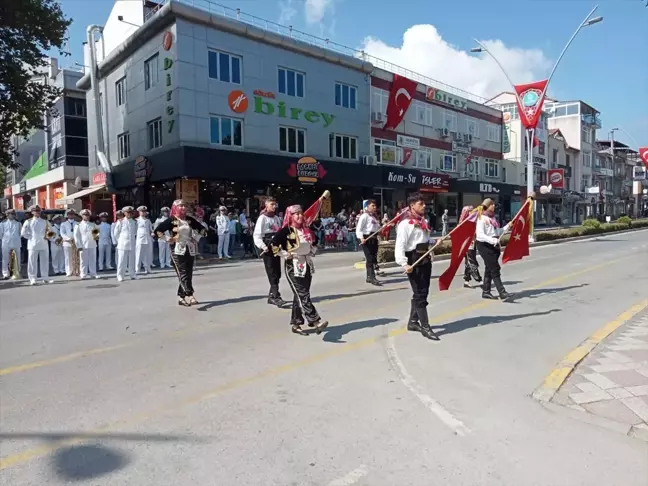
top-left (1, 230), bottom-right (647, 485)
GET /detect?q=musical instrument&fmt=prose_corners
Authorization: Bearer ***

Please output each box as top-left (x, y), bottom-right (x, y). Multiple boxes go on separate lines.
top-left (8, 249), bottom-right (20, 279)
top-left (45, 222), bottom-right (56, 241)
top-left (91, 225), bottom-right (100, 241)
top-left (70, 241), bottom-right (80, 276)
top-left (54, 236), bottom-right (63, 246)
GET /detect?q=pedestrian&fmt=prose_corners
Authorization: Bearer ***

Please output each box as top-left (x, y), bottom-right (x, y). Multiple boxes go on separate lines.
top-left (396, 193), bottom-right (439, 340)
top-left (0, 209), bottom-right (22, 279)
top-left (441, 209), bottom-right (449, 236)
top-left (49, 214), bottom-right (65, 275)
top-left (97, 212), bottom-right (114, 271)
top-left (228, 212), bottom-right (238, 256)
top-left (216, 206), bottom-right (231, 259)
top-left (74, 209), bottom-right (100, 280)
top-left (154, 207), bottom-right (172, 269)
top-left (135, 206), bottom-right (153, 274)
top-left (111, 210), bottom-right (124, 270)
top-left (113, 206), bottom-right (137, 282)
top-left (21, 204), bottom-right (53, 285)
top-left (356, 199), bottom-right (382, 286)
top-left (475, 198), bottom-right (512, 301)
top-left (59, 209), bottom-right (78, 277)
top-left (253, 197), bottom-right (287, 307)
top-left (458, 205), bottom-right (482, 288)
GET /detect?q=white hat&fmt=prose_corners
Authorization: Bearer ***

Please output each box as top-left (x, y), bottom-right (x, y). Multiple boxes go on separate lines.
top-left (115, 210), bottom-right (124, 216)
top-left (219, 205), bottom-right (227, 211)
top-left (161, 206), bottom-right (170, 212)
top-left (122, 206), bottom-right (134, 212)
top-left (99, 212), bottom-right (109, 218)
top-left (137, 205), bottom-right (148, 212)
top-left (65, 209), bottom-right (76, 217)
top-left (28, 204), bottom-right (42, 212)
top-left (79, 209), bottom-right (91, 216)
top-left (52, 214), bottom-right (63, 221)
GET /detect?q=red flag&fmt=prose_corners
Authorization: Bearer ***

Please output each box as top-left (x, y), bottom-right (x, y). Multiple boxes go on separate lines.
top-left (533, 134), bottom-right (540, 147)
top-left (514, 80), bottom-right (548, 130)
top-left (303, 198), bottom-right (323, 227)
top-left (502, 198), bottom-right (533, 264)
top-left (639, 147), bottom-right (648, 170)
top-left (384, 74), bottom-right (418, 130)
top-left (438, 211), bottom-right (478, 291)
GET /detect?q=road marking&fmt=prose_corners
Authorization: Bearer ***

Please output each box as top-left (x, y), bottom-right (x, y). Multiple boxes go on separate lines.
top-left (532, 299), bottom-right (648, 403)
top-left (327, 465), bottom-right (369, 486)
top-left (385, 336), bottom-right (470, 436)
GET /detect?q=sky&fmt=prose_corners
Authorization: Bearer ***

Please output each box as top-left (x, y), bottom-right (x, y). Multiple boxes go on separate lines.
top-left (58, 0), bottom-right (648, 149)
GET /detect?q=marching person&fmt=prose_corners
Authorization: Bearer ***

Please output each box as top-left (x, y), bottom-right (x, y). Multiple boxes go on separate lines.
top-left (21, 204), bottom-right (53, 285)
top-left (49, 214), bottom-right (65, 275)
top-left (475, 198), bottom-right (512, 301)
top-left (135, 206), bottom-right (153, 274)
top-left (459, 206), bottom-right (482, 288)
top-left (74, 209), bottom-right (100, 279)
top-left (97, 212), bottom-right (114, 271)
top-left (59, 209), bottom-right (78, 277)
top-left (271, 204), bottom-right (328, 336)
top-left (154, 207), bottom-right (171, 269)
top-left (113, 206), bottom-right (137, 282)
top-left (253, 197), bottom-right (288, 307)
top-left (154, 199), bottom-right (205, 306)
top-left (396, 193), bottom-right (439, 340)
top-left (356, 199), bottom-right (382, 286)
top-left (0, 209), bottom-right (22, 280)
top-left (216, 206), bottom-right (231, 259)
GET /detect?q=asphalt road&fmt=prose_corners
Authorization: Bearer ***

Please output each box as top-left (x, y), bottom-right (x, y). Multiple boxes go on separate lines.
top-left (1, 230), bottom-right (647, 485)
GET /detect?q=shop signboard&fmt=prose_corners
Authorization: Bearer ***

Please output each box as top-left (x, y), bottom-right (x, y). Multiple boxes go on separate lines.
top-left (396, 134), bottom-right (420, 149)
top-left (92, 172), bottom-right (107, 186)
top-left (134, 156), bottom-right (152, 186)
top-left (177, 179), bottom-right (199, 204)
top-left (381, 167), bottom-right (419, 188)
top-left (479, 183), bottom-right (500, 194)
top-left (547, 169), bottom-right (565, 189)
top-left (425, 87), bottom-right (468, 111)
top-left (420, 172), bottom-right (449, 193)
top-left (19, 181), bottom-right (27, 193)
top-left (452, 141), bottom-right (471, 154)
top-left (287, 156), bottom-right (327, 185)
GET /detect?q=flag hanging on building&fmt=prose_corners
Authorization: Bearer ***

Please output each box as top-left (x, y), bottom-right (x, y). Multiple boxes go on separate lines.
top-left (438, 211), bottom-right (478, 291)
top-left (639, 147), bottom-right (648, 170)
top-left (502, 197), bottom-right (533, 264)
top-left (384, 75), bottom-right (418, 130)
top-left (514, 80), bottom-right (549, 130)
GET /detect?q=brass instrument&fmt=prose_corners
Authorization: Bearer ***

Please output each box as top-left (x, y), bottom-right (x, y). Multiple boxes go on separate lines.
top-left (45, 222), bottom-right (56, 241)
top-left (91, 225), bottom-right (100, 241)
top-left (70, 241), bottom-right (80, 277)
top-left (54, 236), bottom-right (63, 246)
top-left (8, 248), bottom-right (21, 279)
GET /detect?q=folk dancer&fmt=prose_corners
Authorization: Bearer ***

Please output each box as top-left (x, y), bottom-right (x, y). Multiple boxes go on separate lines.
top-left (74, 209), bottom-right (100, 279)
top-left (113, 206), bottom-right (137, 282)
top-left (59, 209), bottom-right (78, 276)
top-left (97, 212), bottom-right (114, 271)
top-left (459, 206), bottom-right (482, 288)
top-left (356, 199), bottom-right (382, 286)
top-left (254, 197), bottom-right (288, 307)
top-left (21, 205), bottom-right (53, 285)
top-left (154, 199), bottom-right (205, 306)
top-left (216, 206), bottom-right (231, 259)
top-left (271, 204), bottom-right (328, 335)
top-left (135, 206), bottom-right (153, 274)
top-left (0, 209), bottom-right (22, 279)
top-left (475, 199), bottom-right (512, 300)
top-left (396, 193), bottom-right (439, 340)
top-left (154, 207), bottom-right (171, 268)
top-left (49, 214), bottom-right (65, 275)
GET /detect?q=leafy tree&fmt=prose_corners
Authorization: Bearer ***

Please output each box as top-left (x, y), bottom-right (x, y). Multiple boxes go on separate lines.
top-left (0, 0), bottom-right (71, 171)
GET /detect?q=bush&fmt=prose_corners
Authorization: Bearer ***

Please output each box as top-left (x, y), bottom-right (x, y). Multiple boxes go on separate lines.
top-left (616, 216), bottom-right (632, 227)
top-left (582, 218), bottom-right (601, 229)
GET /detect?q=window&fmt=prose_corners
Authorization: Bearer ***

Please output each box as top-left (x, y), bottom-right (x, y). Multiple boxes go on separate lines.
top-left (210, 116), bottom-right (243, 146)
top-left (374, 138), bottom-right (400, 165)
top-left (208, 50), bottom-right (242, 84)
top-left (484, 158), bottom-right (499, 178)
top-left (278, 67), bottom-right (304, 98)
top-left (372, 88), bottom-right (389, 117)
top-left (115, 77), bottom-right (126, 106)
top-left (466, 118), bottom-right (479, 138)
top-left (552, 148), bottom-right (559, 167)
top-left (414, 102), bottom-right (433, 126)
top-left (335, 82), bottom-right (356, 109)
top-left (581, 175), bottom-right (590, 192)
top-left (415, 147), bottom-right (433, 169)
top-left (443, 111), bottom-right (457, 132)
top-left (566, 153), bottom-right (571, 167)
top-left (583, 151), bottom-right (592, 167)
top-left (66, 98), bottom-right (86, 117)
top-left (581, 125), bottom-right (592, 143)
top-left (330, 134), bottom-right (358, 160)
top-left (144, 54), bottom-right (159, 90)
top-left (439, 152), bottom-right (457, 172)
top-left (538, 140), bottom-right (545, 156)
top-left (117, 132), bottom-right (130, 160)
top-left (147, 118), bottom-right (162, 149)
top-left (486, 123), bottom-right (501, 142)
top-left (279, 126), bottom-right (305, 154)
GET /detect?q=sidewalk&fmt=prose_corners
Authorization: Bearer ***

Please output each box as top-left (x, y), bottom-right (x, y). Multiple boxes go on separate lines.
top-left (551, 310), bottom-right (648, 441)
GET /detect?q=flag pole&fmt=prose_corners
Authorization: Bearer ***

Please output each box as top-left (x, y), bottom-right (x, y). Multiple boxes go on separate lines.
top-left (360, 209), bottom-right (407, 244)
top-left (499, 194), bottom-right (535, 244)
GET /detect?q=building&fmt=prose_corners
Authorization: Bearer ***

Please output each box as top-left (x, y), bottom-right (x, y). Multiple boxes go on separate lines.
top-left (595, 139), bottom-right (639, 217)
top-left (547, 128), bottom-right (581, 223)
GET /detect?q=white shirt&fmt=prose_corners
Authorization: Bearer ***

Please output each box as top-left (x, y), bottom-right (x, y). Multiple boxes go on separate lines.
top-left (253, 214), bottom-right (282, 251)
top-left (74, 220), bottom-right (98, 249)
top-left (395, 219), bottom-right (432, 267)
top-left (21, 217), bottom-right (49, 251)
top-left (154, 217), bottom-right (170, 241)
top-left (215, 214), bottom-right (230, 235)
top-left (136, 217), bottom-right (153, 244)
top-left (114, 218), bottom-right (137, 251)
top-left (49, 223), bottom-right (61, 245)
top-left (239, 213), bottom-right (248, 229)
top-left (59, 219), bottom-right (77, 248)
top-left (228, 219), bottom-right (238, 233)
top-left (355, 212), bottom-right (380, 239)
top-left (476, 215), bottom-right (509, 246)
top-left (98, 222), bottom-right (112, 245)
top-left (0, 219), bottom-right (22, 248)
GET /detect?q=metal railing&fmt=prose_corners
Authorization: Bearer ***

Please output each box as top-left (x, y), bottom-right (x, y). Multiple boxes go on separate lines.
top-left (145, 0), bottom-right (489, 104)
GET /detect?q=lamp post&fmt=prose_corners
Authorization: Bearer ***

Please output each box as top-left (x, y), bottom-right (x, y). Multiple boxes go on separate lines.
top-left (471, 5), bottom-right (603, 240)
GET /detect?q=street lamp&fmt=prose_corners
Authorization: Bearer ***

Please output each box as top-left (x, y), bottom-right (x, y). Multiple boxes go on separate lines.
top-left (471, 5), bottom-right (603, 240)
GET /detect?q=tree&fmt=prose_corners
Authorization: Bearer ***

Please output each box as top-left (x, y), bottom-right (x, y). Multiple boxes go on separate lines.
top-left (0, 0), bottom-right (71, 171)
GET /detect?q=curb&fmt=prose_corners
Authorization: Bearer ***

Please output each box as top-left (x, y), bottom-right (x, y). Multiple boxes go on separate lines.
top-left (532, 299), bottom-right (648, 404)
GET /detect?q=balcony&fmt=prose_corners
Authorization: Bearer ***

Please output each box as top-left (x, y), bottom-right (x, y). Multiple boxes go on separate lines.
top-left (581, 114), bottom-right (602, 129)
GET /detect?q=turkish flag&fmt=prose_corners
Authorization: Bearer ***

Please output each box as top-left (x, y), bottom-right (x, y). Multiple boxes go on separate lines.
top-left (514, 80), bottom-right (548, 130)
top-left (502, 198), bottom-right (533, 264)
top-left (438, 211), bottom-right (478, 291)
top-left (384, 74), bottom-right (418, 130)
top-left (303, 198), bottom-right (323, 227)
top-left (639, 147), bottom-right (648, 170)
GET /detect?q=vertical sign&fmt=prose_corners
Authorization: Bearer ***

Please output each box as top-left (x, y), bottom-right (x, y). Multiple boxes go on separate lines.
top-left (163, 31), bottom-right (175, 134)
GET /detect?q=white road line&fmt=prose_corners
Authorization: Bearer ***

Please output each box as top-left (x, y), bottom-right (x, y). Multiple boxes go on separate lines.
top-left (327, 465), bottom-right (369, 486)
top-left (385, 336), bottom-right (471, 436)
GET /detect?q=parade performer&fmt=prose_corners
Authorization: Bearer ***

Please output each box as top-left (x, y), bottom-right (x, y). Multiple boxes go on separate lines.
top-left (154, 207), bottom-right (171, 269)
top-left (113, 206), bottom-right (137, 282)
top-left (0, 209), bottom-right (22, 280)
top-left (49, 214), bottom-right (65, 275)
top-left (74, 209), bottom-right (100, 279)
top-left (356, 199), bottom-right (382, 286)
top-left (458, 206), bottom-right (482, 288)
top-left (155, 199), bottom-right (205, 306)
top-left (395, 193), bottom-right (439, 340)
top-left (135, 205), bottom-right (153, 274)
top-left (59, 209), bottom-right (77, 277)
top-left (21, 205), bottom-right (53, 285)
top-left (97, 212), bottom-right (114, 271)
top-left (271, 203), bottom-right (328, 336)
top-left (254, 197), bottom-right (288, 307)
top-left (475, 198), bottom-right (512, 300)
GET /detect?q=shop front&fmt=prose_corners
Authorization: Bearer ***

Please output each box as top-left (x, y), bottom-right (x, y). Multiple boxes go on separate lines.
top-left (419, 172), bottom-right (451, 230)
top-left (375, 166), bottom-right (421, 217)
top-left (450, 180), bottom-right (523, 224)
top-left (10, 165), bottom-right (89, 211)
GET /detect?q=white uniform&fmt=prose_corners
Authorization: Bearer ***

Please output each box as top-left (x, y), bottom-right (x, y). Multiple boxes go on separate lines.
top-left (49, 223), bottom-right (65, 274)
top-left (395, 219), bottom-right (432, 268)
top-left (154, 217), bottom-right (171, 268)
top-left (21, 217), bottom-right (50, 283)
top-left (113, 218), bottom-right (137, 280)
top-left (355, 212), bottom-right (380, 240)
top-left (59, 218), bottom-right (77, 276)
top-left (74, 221), bottom-right (98, 278)
top-left (0, 219), bottom-right (22, 278)
top-left (135, 217), bottom-right (153, 273)
top-left (97, 222), bottom-right (113, 270)
top-left (216, 214), bottom-right (230, 258)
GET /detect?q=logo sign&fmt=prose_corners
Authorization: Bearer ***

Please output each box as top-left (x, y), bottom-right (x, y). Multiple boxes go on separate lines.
top-left (228, 90), bottom-right (248, 113)
top-left (162, 31), bottom-right (173, 51)
top-left (134, 156), bottom-right (152, 186)
top-left (92, 172), bottom-right (107, 186)
top-left (382, 168), bottom-right (419, 187)
top-left (253, 89), bottom-right (275, 99)
top-left (547, 169), bottom-right (565, 189)
top-left (514, 79), bottom-right (548, 130)
top-left (420, 172), bottom-right (450, 193)
top-left (426, 87), bottom-right (468, 111)
top-left (19, 181), bottom-right (26, 193)
top-left (480, 183), bottom-right (500, 194)
top-left (503, 112), bottom-right (511, 123)
top-left (452, 141), bottom-right (471, 154)
top-left (287, 156), bottom-right (327, 185)
top-left (396, 134), bottom-right (420, 149)
top-left (640, 147), bottom-right (648, 170)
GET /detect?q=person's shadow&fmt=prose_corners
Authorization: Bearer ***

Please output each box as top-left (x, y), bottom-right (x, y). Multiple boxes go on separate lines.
top-left (196, 294), bottom-right (267, 311)
top-left (318, 317), bottom-right (398, 343)
top-left (509, 284), bottom-right (589, 301)
top-left (433, 309), bottom-right (561, 337)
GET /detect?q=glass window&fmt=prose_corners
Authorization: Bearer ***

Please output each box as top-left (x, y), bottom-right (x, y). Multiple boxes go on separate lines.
top-left (373, 138), bottom-right (400, 165)
top-left (144, 54), bottom-right (159, 90)
top-left (466, 118), bottom-right (478, 138)
top-left (484, 158), bottom-right (499, 178)
top-left (279, 126), bottom-right (306, 154)
top-left (115, 77), bottom-right (126, 106)
top-left (278, 68), bottom-right (305, 98)
top-left (117, 132), bottom-right (130, 160)
top-left (330, 134), bottom-right (358, 160)
top-left (147, 118), bottom-right (162, 149)
top-left (415, 148), bottom-right (433, 169)
top-left (210, 116), bottom-right (243, 147)
top-left (208, 50), bottom-right (242, 84)
top-left (334, 82), bottom-right (357, 109)
top-left (415, 102), bottom-right (433, 126)
top-left (443, 111), bottom-right (457, 132)
top-left (439, 152), bottom-right (457, 172)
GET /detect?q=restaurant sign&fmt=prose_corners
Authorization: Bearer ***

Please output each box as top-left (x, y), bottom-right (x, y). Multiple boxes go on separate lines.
top-left (287, 156), bottom-right (327, 185)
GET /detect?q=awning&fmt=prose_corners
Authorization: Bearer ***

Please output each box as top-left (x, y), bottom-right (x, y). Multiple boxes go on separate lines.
top-left (56, 184), bottom-right (107, 206)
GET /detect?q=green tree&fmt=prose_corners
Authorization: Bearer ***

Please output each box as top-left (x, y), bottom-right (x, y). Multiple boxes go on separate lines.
top-left (0, 0), bottom-right (71, 171)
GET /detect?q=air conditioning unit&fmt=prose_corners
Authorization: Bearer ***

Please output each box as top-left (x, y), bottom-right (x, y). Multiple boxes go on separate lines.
top-left (464, 133), bottom-right (473, 143)
top-left (453, 132), bottom-right (462, 141)
top-left (371, 112), bottom-right (383, 123)
top-left (440, 128), bottom-right (449, 138)
top-left (362, 155), bottom-right (376, 165)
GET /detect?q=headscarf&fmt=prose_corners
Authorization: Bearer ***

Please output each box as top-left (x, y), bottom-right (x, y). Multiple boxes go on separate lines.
top-left (170, 199), bottom-right (187, 219)
top-left (283, 204), bottom-right (314, 243)
top-left (459, 205), bottom-right (474, 224)
top-left (480, 199), bottom-right (499, 228)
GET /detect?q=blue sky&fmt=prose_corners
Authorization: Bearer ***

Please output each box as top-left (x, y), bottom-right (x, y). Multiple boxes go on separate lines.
top-left (59, 0), bottom-right (648, 148)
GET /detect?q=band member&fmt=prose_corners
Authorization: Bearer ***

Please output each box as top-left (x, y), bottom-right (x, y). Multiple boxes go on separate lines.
top-left (154, 199), bottom-right (205, 306)
top-left (0, 209), bottom-right (22, 280)
top-left (59, 209), bottom-right (78, 277)
top-left (113, 206), bottom-right (137, 282)
top-left (49, 215), bottom-right (65, 275)
top-left (396, 193), bottom-right (439, 340)
top-left (356, 199), bottom-right (382, 286)
top-left (154, 207), bottom-right (171, 269)
top-left (458, 206), bottom-right (482, 288)
top-left (74, 209), bottom-right (100, 279)
top-left (135, 206), bottom-right (153, 274)
top-left (21, 205), bottom-right (53, 285)
top-left (253, 197), bottom-right (288, 307)
top-left (97, 212), bottom-right (114, 271)
top-left (111, 210), bottom-right (123, 242)
top-left (475, 198), bottom-right (512, 300)
top-left (271, 205), bottom-right (328, 335)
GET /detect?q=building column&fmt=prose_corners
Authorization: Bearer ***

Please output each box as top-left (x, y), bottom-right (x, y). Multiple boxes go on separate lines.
top-left (46, 184), bottom-right (52, 209)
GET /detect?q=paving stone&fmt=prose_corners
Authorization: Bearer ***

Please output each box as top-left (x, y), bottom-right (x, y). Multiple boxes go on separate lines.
top-left (608, 344), bottom-right (648, 351)
top-left (590, 363), bottom-right (631, 373)
top-left (575, 382), bottom-right (602, 393)
top-left (582, 399), bottom-right (644, 426)
top-left (626, 385), bottom-right (648, 397)
top-left (567, 404), bottom-right (586, 412)
top-left (582, 372), bottom-right (618, 390)
top-left (620, 396), bottom-right (648, 422)
top-left (607, 388), bottom-right (634, 399)
top-left (636, 368), bottom-right (648, 378)
top-left (601, 351), bottom-right (634, 363)
top-left (569, 389), bottom-right (613, 405)
top-left (618, 349), bottom-right (648, 363)
top-left (603, 369), bottom-right (648, 387)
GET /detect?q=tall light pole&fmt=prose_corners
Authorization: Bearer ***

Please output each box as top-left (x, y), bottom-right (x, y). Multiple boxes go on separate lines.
top-left (471, 5), bottom-right (603, 239)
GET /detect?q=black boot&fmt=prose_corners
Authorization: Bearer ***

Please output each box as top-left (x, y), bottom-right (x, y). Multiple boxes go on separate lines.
top-left (493, 277), bottom-right (513, 301)
top-left (366, 265), bottom-right (382, 286)
top-left (416, 306), bottom-right (440, 341)
top-left (407, 302), bottom-right (422, 332)
top-left (482, 278), bottom-right (496, 299)
top-left (268, 294), bottom-right (288, 307)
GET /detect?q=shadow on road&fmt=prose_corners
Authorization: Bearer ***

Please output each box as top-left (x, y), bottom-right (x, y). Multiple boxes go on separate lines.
top-left (433, 309), bottom-right (561, 336)
top-left (509, 283), bottom-right (589, 301)
top-left (196, 294), bottom-right (267, 311)
top-left (313, 287), bottom-right (404, 304)
top-left (319, 317), bottom-right (398, 343)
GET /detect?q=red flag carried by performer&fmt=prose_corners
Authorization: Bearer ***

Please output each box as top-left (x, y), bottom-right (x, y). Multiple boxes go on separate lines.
top-left (302, 190), bottom-right (330, 227)
top-left (438, 210), bottom-right (478, 291)
top-left (502, 197), bottom-right (533, 264)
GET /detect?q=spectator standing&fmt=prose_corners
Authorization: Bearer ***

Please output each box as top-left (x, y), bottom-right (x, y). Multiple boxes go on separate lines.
top-left (228, 213), bottom-right (238, 256)
top-left (441, 209), bottom-right (449, 236)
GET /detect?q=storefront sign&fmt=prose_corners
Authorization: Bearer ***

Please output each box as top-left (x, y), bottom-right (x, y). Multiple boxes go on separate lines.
top-left (480, 183), bottom-right (500, 194)
top-left (14, 196), bottom-right (24, 210)
top-left (547, 169), bottom-right (564, 189)
top-left (253, 89), bottom-right (275, 99)
top-left (92, 172), bottom-right (107, 186)
top-left (163, 31), bottom-right (173, 51)
top-left (19, 181), bottom-right (26, 193)
top-left (134, 156), bottom-right (152, 186)
top-left (599, 168), bottom-right (614, 177)
top-left (452, 141), bottom-right (472, 154)
top-left (228, 90), bottom-right (335, 127)
top-left (112, 194), bottom-right (117, 222)
top-left (396, 134), bottom-right (420, 149)
top-left (177, 179), bottom-right (199, 204)
top-left (382, 167), bottom-right (419, 187)
top-left (287, 156), bottom-right (327, 185)
top-left (164, 55), bottom-right (175, 133)
top-left (425, 87), bottom-right (468, 111)
top-left (420, 172), bottom-right (449, 193)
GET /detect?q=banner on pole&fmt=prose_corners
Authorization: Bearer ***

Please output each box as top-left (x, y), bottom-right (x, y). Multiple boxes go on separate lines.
top-left (639, 147), bottom-right (648, 170)
top-left (514, 80), bottom-right (549, 130)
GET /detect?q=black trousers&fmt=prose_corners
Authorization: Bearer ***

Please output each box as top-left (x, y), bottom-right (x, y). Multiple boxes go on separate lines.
top-left (476, 241), bottom-right (504, 293)
top-left (406, 251), bottom-right (432, 307)
top-left (242, 234), bottom-right (253, 254)
top-left (362, 234), bottom-right (378, 278)
top-left (263, 251), bottom-right (282, 298)
top-left (463, 248), bottom-right (482, 282)
top-left (171, 250), bottom-right (195, 297)
top-left (285, 259), bottom-right (320, 326)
